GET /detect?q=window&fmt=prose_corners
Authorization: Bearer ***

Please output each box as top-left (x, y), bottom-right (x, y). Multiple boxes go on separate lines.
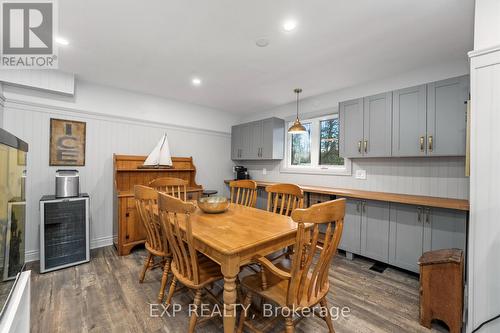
top-left (283, 114), bottom-right (350, 175)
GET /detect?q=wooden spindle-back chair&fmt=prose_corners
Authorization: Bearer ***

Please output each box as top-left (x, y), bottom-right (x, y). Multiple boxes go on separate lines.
top-left (134, 185), bottom-right (171, 303)
top-left (265, 183), bottom-right (304, 216)
top-left (158, 192), bottom-right (223, 333)
top-left (149, 177), bottom-right (188, 201)
top-left (229, 180), bottom-right (258, 207)
top-left (238, 198), bottom-right (346, 333)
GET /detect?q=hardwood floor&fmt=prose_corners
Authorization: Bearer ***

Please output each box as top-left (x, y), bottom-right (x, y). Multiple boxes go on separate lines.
top-left (29, 246), bottom-right (446, 333)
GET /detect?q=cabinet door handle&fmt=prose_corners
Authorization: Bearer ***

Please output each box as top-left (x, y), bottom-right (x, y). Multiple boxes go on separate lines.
top-left (364, 140), bottom-right (368, 153)
top-left (424, 208), bottom-right (431, 224)
top-left (358, 141), bottom-right (362, 154)
top-left (420, 136), bottom-right (425, 152)
top-left (428, 136), bottom-right (433, 152)
top-left (417, 207), bottom-right (422, 222)
top-left (362, 201), bottom-right (366, 213)
top-left (356, 201), bottom-right (360, 213)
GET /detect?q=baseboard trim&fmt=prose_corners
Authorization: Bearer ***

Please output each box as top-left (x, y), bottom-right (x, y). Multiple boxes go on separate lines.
top-left (25, 235), bottom-right (115, 263)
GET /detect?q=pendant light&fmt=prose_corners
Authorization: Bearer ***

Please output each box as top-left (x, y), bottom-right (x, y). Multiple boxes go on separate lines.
top-left (288, 88), bottom-right (307, 133)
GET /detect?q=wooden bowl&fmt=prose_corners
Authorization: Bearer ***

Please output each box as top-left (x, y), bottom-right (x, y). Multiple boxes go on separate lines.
top-left (197, 196), bottom-right (229, 214)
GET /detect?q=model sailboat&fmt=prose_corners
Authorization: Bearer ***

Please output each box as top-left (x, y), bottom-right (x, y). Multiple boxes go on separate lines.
top-left (140, 133), bottom-right (173, 168)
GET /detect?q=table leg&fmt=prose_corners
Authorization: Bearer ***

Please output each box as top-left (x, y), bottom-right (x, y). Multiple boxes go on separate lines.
top-left (222, 256), bottom-right (240, 333)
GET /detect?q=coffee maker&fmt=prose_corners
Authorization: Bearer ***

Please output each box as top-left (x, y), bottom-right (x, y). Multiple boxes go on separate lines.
top-left (233, 166), bottom-right (250, 180)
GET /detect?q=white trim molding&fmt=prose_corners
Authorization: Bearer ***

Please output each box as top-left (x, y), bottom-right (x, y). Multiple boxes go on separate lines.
top-left (4, 98), bottom-right (231, 138)
top-left (467, 45), bottom-right (500, 333)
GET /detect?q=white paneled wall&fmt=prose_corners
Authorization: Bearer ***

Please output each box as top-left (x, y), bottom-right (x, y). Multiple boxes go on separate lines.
top-left (467, 0), bottom-right (500, 330)
top-left (243, 157), bottom-right (468, 199)
top-left (3, 101), bottom-right (233, 261)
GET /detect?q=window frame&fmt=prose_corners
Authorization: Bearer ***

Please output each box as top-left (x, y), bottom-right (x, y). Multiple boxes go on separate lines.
top-left (281, 113), bottom-right (351, 176)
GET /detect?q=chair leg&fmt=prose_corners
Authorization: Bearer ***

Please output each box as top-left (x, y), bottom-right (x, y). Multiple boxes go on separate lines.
top-left (188, 289), bottom-right (203, 333)
top-left (285, 312), bottom-right (294, 333)
top-left (157, 256), bottom-right (171, 303)
top-left (139, 253), bottom-right (153, 283)
top-left (320, 298), bottom-right (335, 333)
top-left (237, 291), bottom-right (253, 333)
top-left (165, 277), bottom-right (177, 305)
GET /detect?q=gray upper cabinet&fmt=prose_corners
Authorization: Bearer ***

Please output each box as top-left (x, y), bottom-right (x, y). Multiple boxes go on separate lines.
top-left (231, 117), bottom-right (284, 161)
top-left (339, 75), bottom-right (469, 158)
top-left (339, 98), bottom-right (364, 158)
top-left (339, 93), bottom-right (391, 158)
top-left (360, 200), bottom-right (390, 263)
top-left (231, 125), bottom-right (241, 160)
top-left (363, 92), bottom-right (392, 157)
top-left (250, 121), bottom-right (263, 159)
top-left (427, 75), bottom-right (469, 156)
top-left (240, 123), bottom-right (252, 159)
top-left (338, 199), bottom-right (362, 254)
top-left (392, 85), bottom-right (427, 157)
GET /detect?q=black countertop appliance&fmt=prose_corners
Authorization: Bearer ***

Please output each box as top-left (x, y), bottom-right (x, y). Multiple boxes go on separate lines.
top-left (233, 166), bottom-right (250, 180)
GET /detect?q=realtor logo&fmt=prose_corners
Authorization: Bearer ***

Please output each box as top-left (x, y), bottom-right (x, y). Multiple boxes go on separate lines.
top-left (1, 0), bottom-right (58, 68)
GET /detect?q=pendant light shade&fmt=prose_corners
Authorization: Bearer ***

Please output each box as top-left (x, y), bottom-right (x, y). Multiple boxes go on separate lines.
top-left (288, 88), bottom-right (307, 134)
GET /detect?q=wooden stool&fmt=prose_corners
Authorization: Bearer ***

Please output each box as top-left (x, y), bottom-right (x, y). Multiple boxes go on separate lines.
top-left (418, 249), bottom-right (464, 333)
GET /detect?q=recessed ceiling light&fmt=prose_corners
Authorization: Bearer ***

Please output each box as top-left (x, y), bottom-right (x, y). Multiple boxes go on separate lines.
top-left (55, 37), bottom-right (69, 46)
top-left (255, 38), bottom-right (270, 47)
top-left (283, 20), bottom-right (297, 32)
top-left (191, 77), bottom-right (202, 86)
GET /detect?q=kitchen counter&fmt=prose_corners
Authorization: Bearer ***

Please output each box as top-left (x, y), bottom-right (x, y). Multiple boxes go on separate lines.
top-left (224, 180), bottom-right (469, 211)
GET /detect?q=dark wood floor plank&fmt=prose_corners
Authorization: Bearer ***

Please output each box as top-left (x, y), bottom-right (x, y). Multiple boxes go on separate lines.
top-left (29, 246), bottom-right (447, 333)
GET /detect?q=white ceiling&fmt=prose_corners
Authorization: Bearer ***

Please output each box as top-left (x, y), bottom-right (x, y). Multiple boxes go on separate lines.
top-left (58, 0), bottom-right (474, 114)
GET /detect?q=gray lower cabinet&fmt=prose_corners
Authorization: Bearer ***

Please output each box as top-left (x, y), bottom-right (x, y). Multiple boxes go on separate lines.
top-left (338, 199), bottom-right (362, 254)
top-left (423, 207), bottom-right (466, 252)
top-left (389, 204), bottom-right (425, 272)
top-left (360, 200), bottom-right (391, 263)
top-left (389, 204), bottom-right (466, 273)
top-left (231, 117), bottom-right (284, 161)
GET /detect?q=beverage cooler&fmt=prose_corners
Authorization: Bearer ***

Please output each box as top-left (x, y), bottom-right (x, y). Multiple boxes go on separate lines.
top-left (0, 128), bottom-right (28, 317)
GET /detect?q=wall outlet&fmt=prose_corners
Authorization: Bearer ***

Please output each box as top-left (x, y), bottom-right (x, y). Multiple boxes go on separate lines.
top-left (262, 168), bottom-right (267, 175)
top-left (355, 169), bottom-right (367, 180)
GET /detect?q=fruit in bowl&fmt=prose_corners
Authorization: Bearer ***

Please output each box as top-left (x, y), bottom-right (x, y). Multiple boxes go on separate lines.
top-left (197, 196), bottom-right (229, 214)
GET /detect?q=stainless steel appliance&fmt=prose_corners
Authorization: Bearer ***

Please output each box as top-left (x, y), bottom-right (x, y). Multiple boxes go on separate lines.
top-left (55, 170), bottom-right (79, 198)
top-left (0, 128), bottom-right (27, 317)
top-left (40, 194), bottom-right (90, 273)
top-left (233, 166), bottom-right (250, 180)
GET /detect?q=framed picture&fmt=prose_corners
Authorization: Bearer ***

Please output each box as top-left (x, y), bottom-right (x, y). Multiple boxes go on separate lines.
top-left (49, 118), bottom-right (86, 166)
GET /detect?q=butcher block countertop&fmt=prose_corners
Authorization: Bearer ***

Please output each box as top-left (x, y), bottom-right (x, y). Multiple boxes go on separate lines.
top-left (224, 180), bottom-right (469, 211)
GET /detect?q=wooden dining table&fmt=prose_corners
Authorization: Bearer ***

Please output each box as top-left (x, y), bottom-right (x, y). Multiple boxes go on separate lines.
top-left (156, 202), bottom-right (306, 333)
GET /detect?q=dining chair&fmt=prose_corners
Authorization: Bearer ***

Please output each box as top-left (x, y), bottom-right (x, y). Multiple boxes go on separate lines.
top-left (229, 180), bottom-right (258, 207)
top-left (158, 192), bottom-right (223, 333)
top-left (265, 183), bottom-right (305, 261)
top-left (265, 183), bottom-right (304, 216)
top-left (149, 177), bottom-right (188, 201)
top-left (134, 185), bottom-right (172, 304)
top-left (238, 198), bottom-right (346, 333)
